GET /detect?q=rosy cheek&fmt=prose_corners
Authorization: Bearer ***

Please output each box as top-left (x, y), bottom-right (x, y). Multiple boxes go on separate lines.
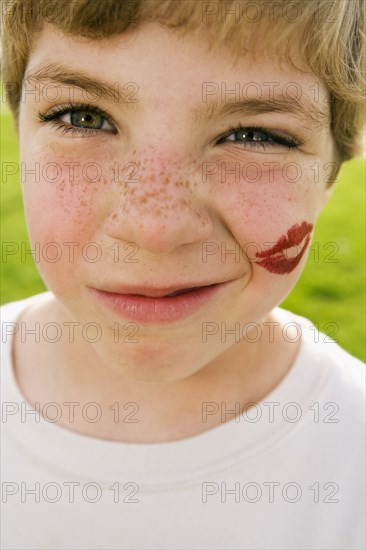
top-left (206, 153), bottom-right (317, 256)
top-left (22, 152), bottom-right (112, 244)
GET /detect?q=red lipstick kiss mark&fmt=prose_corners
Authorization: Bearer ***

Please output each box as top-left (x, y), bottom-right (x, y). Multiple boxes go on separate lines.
top-left (255, 221), bottom-right (314, 274)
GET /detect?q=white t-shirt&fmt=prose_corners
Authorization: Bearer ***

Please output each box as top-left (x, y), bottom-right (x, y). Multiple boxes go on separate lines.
top-left (1, 292), bottom-right (365, 550)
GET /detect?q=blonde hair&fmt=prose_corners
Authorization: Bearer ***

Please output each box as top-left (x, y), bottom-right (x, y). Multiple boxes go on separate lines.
top-left (1, 0), bottom-right (365, 162)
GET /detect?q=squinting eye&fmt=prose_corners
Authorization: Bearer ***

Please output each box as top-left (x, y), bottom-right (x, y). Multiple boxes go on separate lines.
top-left (217, 126), bottom-right (300, 150)
top-left (225, 129), bottom-right (274, 143)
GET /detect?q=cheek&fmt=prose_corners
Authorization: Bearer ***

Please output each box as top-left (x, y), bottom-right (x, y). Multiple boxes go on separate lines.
top-left (210, 157), bottom-right (319, 240)
top-left (21, 151), bottom-right (112, 245)
top-left (208, 157), bottom-right (321, 279)
top-left (20, 148), bottom-right (116, 290)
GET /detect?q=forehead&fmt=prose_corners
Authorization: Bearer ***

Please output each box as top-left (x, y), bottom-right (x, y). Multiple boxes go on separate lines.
top-left (24, 21), bottom-right (330, 125)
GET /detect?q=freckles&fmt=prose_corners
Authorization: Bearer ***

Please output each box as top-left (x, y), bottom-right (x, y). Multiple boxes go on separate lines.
top-left (110, 154), bottom-right (200, 221)
top-left (53, 177), bottom-right (96, 224)
top-left (39, 160), bottom-right (108, 234)
top-left (255, 221), bottom-right (314, 275)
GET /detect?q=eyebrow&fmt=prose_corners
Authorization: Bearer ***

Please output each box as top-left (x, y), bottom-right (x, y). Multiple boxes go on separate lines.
top-left (194, 95), bottom-right (329, 128)
top-left (23, 62), bottom-right (329, 128)
top-left (23, 62), bottom-right (139, 106)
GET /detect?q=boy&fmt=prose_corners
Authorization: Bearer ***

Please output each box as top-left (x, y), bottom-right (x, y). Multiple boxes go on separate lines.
top-left (1, 0), bottom-right (365, 548)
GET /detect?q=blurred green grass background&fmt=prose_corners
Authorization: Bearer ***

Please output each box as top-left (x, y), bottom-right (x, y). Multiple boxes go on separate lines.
top-left (1, 106), bottom-right (365, 361)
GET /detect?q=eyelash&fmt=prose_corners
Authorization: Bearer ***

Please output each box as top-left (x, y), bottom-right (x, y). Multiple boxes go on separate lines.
top-left (37, 102), bottom-right (117, 137)
top-left (217, 123), bottom-right (303, 151)
top-left (37, 103), bottom-right (303, 150)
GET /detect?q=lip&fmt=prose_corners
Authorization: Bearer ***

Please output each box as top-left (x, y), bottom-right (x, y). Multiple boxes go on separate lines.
top-left (255, 221), bottom-right (313, 274)
top-left (92, 283), bottom-right (220, 298)
top-left (89, 281), bottom-right (232, 323)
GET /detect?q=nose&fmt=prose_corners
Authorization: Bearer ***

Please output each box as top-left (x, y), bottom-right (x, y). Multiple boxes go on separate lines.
top-left (105, 167), bottom-right (213, 256)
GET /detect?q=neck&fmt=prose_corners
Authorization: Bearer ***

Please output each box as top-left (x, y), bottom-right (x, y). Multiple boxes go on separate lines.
top-left (13, 297), bottom-right (300, 443)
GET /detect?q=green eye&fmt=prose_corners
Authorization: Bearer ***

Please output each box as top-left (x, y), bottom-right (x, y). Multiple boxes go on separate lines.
top-left (218, 126), bottom-right (300, 150)
top-left (38, 102), bottom-right (117, 137)
top-left (70, 110), bottom-right (104, 129)
top-left (226, 129), bottom-right (273, 142)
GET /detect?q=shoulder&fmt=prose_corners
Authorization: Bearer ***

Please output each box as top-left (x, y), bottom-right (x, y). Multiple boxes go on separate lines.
top-left (276, 306), bottom-right (364, 367)
top-left (1, 292), bottom-right (54, 322)
top-left (275, 307), bottom-right (365, 406)
top-left (0, 292), bottom-right (54, 350)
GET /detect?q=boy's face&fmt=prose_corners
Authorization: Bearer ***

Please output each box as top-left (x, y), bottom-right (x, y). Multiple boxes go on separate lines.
top-left (18, 22), bottom-right (334, 380)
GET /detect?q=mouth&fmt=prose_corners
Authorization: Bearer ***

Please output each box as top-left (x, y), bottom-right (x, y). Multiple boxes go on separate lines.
top-left (96, 282), bottom-right (220, 298)
top-left (130, 285), bottom-right (214, 298)
top-left (89, 281), bottom-right (232, 323)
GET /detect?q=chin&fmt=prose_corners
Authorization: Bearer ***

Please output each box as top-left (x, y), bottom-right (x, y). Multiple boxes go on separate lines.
top-left (96, 340), bottom-right (206, 383)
